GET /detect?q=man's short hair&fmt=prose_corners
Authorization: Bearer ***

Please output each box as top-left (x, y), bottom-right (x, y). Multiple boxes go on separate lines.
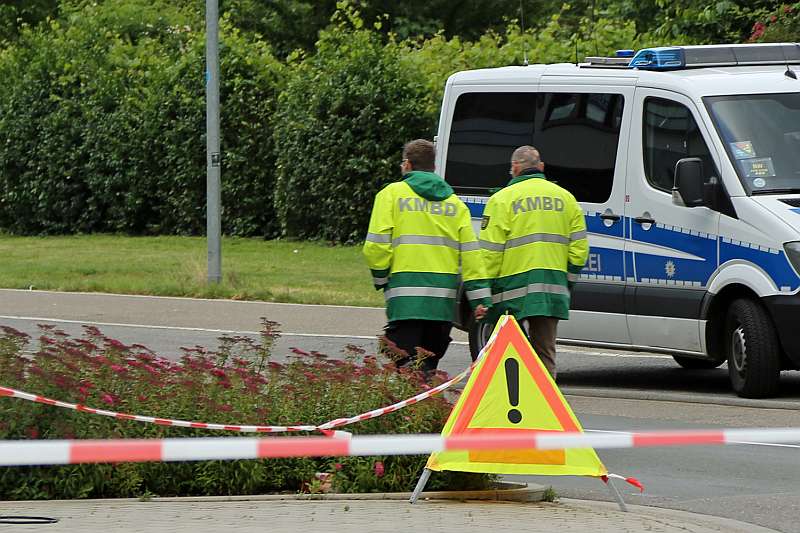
top-left (511, 145), bottom-right (541, 167)
top-left (403, 139), bottom-right (436, 172)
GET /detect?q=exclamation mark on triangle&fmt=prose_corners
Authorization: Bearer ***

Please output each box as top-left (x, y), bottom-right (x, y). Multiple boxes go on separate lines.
top-left (505, 358), bottom-right (522, 424)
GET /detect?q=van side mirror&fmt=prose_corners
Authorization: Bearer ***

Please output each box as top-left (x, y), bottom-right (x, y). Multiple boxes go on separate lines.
top-left (672, 158), bottom-right (705, 208)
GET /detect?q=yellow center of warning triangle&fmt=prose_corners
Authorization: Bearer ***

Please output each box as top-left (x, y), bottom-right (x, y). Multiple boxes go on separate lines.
top-left (426, 315), bottom-right (607, 477)
top-left (467, 345), bottom-right (563, 431)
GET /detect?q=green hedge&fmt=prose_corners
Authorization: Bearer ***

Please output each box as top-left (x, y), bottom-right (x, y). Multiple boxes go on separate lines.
top-left (272, 12), bottom-right (433, 242)
top-left (0, 0), bottom-right (283, 236)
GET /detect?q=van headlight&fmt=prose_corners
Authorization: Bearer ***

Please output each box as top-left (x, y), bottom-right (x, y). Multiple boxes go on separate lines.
top-left (786, 242), bottom-right (800, 276)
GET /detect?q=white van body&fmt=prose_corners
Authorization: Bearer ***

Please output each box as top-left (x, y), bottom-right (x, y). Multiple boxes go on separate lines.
top-left (437, 45), bottom-right (800, 398)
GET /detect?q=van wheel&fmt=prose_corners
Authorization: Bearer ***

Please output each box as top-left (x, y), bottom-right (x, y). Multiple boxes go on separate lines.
top-left (725, 298), bottom-right (780, 398)
top-left (672, 355), bottom-right (724, 369)
top-left (468, 317), bottom-right (495, 361)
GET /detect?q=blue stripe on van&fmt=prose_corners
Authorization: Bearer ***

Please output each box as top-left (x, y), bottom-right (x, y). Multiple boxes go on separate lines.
top-left (462, 203), bottom-right (800, 291)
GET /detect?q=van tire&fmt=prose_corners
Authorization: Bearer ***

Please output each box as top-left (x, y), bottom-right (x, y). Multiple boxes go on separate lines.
top-left (672, 355), bottom-right (724, 369)
top-left (725, 298), bottom-right (781, 398)
top-left (468, 317), bottom-right (495, 361)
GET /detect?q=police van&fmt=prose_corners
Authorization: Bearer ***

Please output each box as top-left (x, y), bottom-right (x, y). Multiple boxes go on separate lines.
top-left (439, 44), bottom-right (800, 398)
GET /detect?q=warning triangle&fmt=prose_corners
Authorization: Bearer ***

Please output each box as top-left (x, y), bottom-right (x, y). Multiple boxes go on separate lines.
top-left (426, 315), bottom-right (607, 477)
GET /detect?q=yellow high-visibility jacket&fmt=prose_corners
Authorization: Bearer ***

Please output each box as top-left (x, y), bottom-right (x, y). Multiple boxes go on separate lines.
top-left (363, 171), bottom-right (491, 322)
top-left (479, 172), bottom-right (588, 320)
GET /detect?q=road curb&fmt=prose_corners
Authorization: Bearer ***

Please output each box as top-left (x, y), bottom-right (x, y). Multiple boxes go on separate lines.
top-left (146, 481), bottom-right (546, 503)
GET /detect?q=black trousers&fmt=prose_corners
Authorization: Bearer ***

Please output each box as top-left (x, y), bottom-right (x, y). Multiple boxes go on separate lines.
top-left (382, 320), bottom-right (453, 372)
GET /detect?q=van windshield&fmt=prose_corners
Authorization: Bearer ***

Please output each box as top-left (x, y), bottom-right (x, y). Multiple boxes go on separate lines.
top-left (705, 93), bottom-right (800, 195)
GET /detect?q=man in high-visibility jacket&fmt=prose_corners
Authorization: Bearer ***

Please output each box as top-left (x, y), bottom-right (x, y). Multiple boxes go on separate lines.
top-left (479, 145), bottom-right (588, 378)
top-left (363, 139), bottom-right (491, 374)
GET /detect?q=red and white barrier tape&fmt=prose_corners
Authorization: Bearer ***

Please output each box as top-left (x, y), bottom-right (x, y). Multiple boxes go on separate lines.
top-left (0, 322), bottom-right (500, 436)
top-left (1, 428), bottom-right (799, 466)
top-left (0, 365), bottom-right (475, 437)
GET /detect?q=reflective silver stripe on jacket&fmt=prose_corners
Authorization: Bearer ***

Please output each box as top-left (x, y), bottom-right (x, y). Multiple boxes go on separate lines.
top-left (373, 277), bottom-right (389, 286)
top-left (384, 287), bottom-right (458, 300)
top-left (567, 273), bottom-right (579, 283)
top-left (480, 240), bottom-right (505, 252)
top-left (505, 233), bottom-right (569, 249)
top-left (460, 241), bottom-right (480, 252)
top-left (466, 287), bottom-right (492, 301)
top-left (366, 232), bottom-right (392, 244)
top-left (391, 235), bottom-right (460, 250)
top-left (491, 283), bottom-right (570, 304)
top-left (570, 230), bottom-right (587, 241)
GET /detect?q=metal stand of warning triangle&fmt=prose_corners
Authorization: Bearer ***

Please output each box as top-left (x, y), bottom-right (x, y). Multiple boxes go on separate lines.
top-left (409, 467), bottom-right (629, 512)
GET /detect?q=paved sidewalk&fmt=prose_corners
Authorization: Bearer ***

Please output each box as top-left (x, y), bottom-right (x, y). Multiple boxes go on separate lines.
top-left (0, 496), bottom-right (778, 533)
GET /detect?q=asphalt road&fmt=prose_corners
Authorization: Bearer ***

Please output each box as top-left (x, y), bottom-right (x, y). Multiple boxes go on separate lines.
top-left (2, 289), bottom-right (800, 531)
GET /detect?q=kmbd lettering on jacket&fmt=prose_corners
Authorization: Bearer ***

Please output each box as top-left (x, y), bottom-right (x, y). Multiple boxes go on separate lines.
top-left (512, 196), bottom-right (565, 215)
top-left (398, 198), bottom-right (458, 216)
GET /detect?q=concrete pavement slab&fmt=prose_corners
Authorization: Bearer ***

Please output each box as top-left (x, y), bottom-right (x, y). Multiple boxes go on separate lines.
top-left (0, 496), bottom-right (778, 533)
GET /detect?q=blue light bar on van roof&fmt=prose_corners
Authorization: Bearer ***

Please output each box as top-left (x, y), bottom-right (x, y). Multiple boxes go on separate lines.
top-left (628, 44), bottom-right (800, 70)
top-left (628, 47), bottom-right (684, 70)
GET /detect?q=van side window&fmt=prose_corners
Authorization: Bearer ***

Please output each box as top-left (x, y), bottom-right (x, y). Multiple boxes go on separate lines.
top-left (643, 97), bottom-right (716, 192)
top-left (445, 91), bottom-right (623, 203)
top-left (445, 92), bottom-right (537, 194)
top-left (535, 93), bottom-right (623, 203)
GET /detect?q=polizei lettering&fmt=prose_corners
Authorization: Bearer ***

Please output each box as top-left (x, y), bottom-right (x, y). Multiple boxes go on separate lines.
top-left (512, 196), bottom-right (564, 215)
top-left (398, 198), bottom-right (457, 216)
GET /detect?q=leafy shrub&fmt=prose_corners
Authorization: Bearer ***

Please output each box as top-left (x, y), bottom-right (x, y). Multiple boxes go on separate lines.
top-left (749, 3), bottom-right (800, 41)
top-left (272, 8), bottom-right (433, 243)
top-left (0, 0), bottom-right (283, 237)
top-left (400, 14), bottom-right (660, 120)
top-left (0, 322), bottom-right (491, 499)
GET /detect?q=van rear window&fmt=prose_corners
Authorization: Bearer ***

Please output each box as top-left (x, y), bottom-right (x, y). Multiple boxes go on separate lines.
top-left (445, 91), bottom-right (623, 203)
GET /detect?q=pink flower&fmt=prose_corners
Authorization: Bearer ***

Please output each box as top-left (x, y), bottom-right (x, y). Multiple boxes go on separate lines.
top-left (100, 393), bottom-right (116, 405)
top-left (106, 339), bottom-right (128, 350)
top-left (210, 368), bottom-right (227, 378)
top-left (137, 395), bottom-right (149, 402)
top-left (751, 21), bottom-right (766, 40)
top-left (785, 5), bottom-right (794, 14)
top-left (374, 461), bottom-right (384, 478)
top-left (26, 427), bottom-right (39, 439)
top-left (110, 364), bottom-right (126, 374)
top-left (770, 15), bottom-right (778, 22)
top-left (334, 463), bottom-right (343, 471)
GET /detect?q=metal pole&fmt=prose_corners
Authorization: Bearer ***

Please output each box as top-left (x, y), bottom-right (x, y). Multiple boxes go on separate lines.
top-left (206, 0), bottom-right (222, 283)
top-left (604, 477), bottom-right (628, 512)
top-left (409, 467), bottom-right (432, 504)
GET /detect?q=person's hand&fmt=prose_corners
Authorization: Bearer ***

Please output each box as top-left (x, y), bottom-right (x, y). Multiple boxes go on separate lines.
top-left (474, 304), bottom-right (488, 321)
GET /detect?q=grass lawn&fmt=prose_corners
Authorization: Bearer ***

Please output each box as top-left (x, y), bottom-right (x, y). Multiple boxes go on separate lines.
top-left (0, 235), bottom-right (384, 307)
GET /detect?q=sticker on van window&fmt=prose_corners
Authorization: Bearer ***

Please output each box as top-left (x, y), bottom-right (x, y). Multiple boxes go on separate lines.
top-left (740, 157), bottom-right (776, 179)
top-left (730, 141), bottom-right (756, 159)
top-left (753, 177), bottom-right (767, 188)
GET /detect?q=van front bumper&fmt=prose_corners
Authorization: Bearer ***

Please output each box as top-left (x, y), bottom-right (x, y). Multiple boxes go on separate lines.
top-left (764, 293), bottom-right (800, 367)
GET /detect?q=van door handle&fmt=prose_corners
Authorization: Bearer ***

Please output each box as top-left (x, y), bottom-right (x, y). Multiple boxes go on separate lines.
top-left (599, 213), bottom-right (621, 222)
top-left (634, 216), bottom-right (656, 225)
